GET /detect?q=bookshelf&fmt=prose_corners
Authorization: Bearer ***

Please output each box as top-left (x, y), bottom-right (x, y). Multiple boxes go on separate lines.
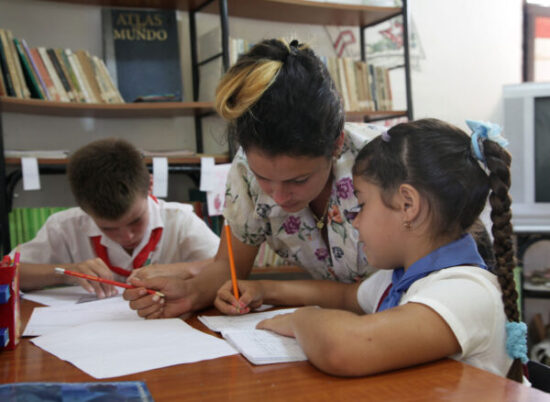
top-left (0, 0), bottom-right (414, 254)
top-left (187, 0), bottom-right (413, 123)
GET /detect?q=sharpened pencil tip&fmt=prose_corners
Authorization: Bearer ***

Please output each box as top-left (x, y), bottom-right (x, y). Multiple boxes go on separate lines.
top-left (54, 267), bottom-right (65, 275)
top-left (156, 291), bottom-right (165, 298)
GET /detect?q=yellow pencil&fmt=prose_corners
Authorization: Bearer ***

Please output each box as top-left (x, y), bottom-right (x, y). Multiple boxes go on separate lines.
top-left (224, 221), bottom-right (240, 301)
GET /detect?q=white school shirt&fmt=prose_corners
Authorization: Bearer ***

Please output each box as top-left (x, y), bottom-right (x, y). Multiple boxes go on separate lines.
top-left (357, 266), bottom-right (512, 377)
top-left (14, 197), bottom-right (220, 281)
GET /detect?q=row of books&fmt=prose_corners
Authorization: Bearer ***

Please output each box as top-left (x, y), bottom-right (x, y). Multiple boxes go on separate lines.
top-left (197, 27), bottom-right (253, 102)
top-left (324, 57), bottom-right (393, 112)
top-left (9, 207), bottom-right (69, 249)
top-left (0, 28), bottom-right (123, 103)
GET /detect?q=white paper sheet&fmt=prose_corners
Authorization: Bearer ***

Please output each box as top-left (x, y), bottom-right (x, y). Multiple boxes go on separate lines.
top-left (31, 319), bottom-right (238, 379)
top-left (22, 285), bottom-right (106, 306)
top-left (23, 296), bottom-right (139, 336)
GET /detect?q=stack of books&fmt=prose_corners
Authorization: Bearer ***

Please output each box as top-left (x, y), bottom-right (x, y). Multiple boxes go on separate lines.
top-left (0, 28), bottom-right (123, 103)
top-left (324, 56), bottom-right (393, 112)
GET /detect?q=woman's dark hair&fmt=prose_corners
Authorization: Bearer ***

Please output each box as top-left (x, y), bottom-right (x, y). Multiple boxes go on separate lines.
top-left (353, 118), bottom-right (521, 382)
top-left (215, 38), bottom-right (344, 158)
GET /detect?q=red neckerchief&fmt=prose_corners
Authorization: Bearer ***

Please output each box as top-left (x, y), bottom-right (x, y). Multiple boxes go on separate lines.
top-left (376, 283), bottom-right (393, 312)
top-left (90, 195), bottom-right (162, 277)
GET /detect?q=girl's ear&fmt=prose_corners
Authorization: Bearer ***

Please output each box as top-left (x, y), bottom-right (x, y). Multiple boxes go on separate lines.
top-left (332, 131), bottom-right (345, 159)
top-left (397, 184), bottom-right (422, 224)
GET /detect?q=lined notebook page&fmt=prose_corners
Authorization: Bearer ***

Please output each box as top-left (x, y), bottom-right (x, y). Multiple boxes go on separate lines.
top-left (221, 329), bottom-right (307, 365)
top-left (198, 308), bottom-right (307, 365)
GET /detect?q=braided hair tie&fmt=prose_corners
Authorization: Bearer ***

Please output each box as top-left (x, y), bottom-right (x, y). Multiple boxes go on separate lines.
top-left (506, 321), bottom-right (528, 363)
top-left (466, 120), bottom-right (509, 165)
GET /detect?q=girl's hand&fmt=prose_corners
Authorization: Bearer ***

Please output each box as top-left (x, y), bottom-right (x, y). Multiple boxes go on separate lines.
top-left (214, 279), bottom-right (264, 315)
top-left (256, 312), bottom-right (297, 338)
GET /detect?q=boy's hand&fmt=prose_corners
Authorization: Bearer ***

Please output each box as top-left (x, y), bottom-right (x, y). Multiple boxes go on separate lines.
top-left (66, 258), bottom-right (118, 298)
top-left (123, 276), bottom-right (195, 319)
top-left (214, 279), bottom-right (264, 315)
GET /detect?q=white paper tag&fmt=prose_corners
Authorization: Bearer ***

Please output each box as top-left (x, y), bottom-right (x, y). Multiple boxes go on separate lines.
top-left (21, 157), bottom-right (41, 190)
top-left (152, 157), bottom-right (168, 198)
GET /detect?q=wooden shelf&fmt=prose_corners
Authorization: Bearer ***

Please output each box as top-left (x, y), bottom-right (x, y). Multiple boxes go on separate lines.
top-left (345, 110), bottom-right (408, 122)
top-left (38, 0), bottom-right (401, 26)
top-left (4, 154), bottom-right (230, 166)
top-left (0, 97), bottom-right (215, 118)
top-left (1, 97), bottom-right (406, 123)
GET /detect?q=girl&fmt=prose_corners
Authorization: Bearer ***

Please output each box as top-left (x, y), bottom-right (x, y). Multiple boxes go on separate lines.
top-left (215, 118), bottom-right (527, 382)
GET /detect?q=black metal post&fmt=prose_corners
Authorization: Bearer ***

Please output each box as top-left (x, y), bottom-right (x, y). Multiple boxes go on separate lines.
top-left (0, 112), bottom-right (10, 254)
top-left (402, 0), bottom-right (414, 120)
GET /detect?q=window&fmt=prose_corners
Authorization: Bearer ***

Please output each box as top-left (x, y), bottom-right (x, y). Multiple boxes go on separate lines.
top-left (524, 1), bottom-right (550, 81)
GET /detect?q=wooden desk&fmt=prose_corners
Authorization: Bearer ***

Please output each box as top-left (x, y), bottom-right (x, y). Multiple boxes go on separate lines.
top-left (1, 300), bottom-right (547, 401)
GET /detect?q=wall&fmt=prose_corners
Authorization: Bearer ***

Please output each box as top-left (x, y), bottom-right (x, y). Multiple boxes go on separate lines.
top-left (0, 0), bottom-right (524, 202)
top-left (410, 0), bottom-right (523, 130)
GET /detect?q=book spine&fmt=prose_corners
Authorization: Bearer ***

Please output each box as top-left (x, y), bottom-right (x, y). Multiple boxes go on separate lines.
top-left (94, 56), bottom-right (124, 103)
top-left (67, 50), bottom-right (94, 103)
top-left (0, 49), bottom-right (6, 96)
top-left (58, 49), bottom-right (84, 102)
top-left (0, 35), bottom-right (14, 96)
top-left (39, 47), bottom-right (68, 102)
top-left (0, 29), bottom-right (22, 98)
top-left (22, 39), bottom-right (50, 100)
top-left (47, 48), bottom-right (75, 102)
top-left (75, 50), bottom-right (103, 103)
top-left (30, 48), bottom-right (58, 101)
top-left (7, 30), bottom-right (30, 99)
top-left (13, 38), bottom-right (44, 99)
top-left (90, 56), bottom-right (110, 103)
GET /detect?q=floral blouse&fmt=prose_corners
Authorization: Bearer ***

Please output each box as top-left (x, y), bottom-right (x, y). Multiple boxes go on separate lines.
top-left (223, 123), bottom-right (385, 282)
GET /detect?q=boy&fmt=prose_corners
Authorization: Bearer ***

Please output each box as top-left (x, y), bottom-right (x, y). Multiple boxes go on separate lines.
top-left (14, 138), bottom-right (219, 298)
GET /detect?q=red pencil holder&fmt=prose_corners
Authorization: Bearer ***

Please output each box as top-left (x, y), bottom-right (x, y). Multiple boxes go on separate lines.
top-left (0, 263), bottom-right (21, 350)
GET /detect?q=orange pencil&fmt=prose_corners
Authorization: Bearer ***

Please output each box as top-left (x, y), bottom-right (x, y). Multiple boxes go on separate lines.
top-left (54, 267), bottom-right (165, 297)
top-left (224, 221), bottom-right (240, 301)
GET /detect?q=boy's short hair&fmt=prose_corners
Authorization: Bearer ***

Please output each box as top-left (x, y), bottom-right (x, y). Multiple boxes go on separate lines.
top-left (67, 138), bottom-right (149, 220)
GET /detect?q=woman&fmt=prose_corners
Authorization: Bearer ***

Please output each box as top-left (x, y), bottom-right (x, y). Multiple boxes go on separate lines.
top-left (123, 39), bottom-right (383, 318)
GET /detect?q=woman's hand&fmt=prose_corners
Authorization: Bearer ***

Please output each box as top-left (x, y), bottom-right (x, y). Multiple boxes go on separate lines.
top-left (214, 279), bottom-right (265, 315)
top-left (123, 276), bottom-right (195, 319)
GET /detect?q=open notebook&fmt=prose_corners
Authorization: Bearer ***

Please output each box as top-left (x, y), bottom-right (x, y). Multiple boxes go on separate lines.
top-left (198, 308), bottom-right (307, 365)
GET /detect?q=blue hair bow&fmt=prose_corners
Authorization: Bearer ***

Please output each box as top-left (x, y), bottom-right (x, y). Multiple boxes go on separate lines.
top-left (466, 120), bottom-right (509, 163)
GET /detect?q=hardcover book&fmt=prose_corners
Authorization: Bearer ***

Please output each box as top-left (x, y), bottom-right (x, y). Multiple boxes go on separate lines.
top-left (0, 381), bottom-right (154, 401)
top-left (102, 8), bottom-right (183, 102)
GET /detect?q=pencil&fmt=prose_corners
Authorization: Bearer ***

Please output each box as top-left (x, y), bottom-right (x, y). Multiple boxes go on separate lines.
top-left (54, 267), bottom-right (165, 297)
top-left (13, 246), bottom-right (20, 266)
top-left (224, 221), bottom-right (240, 301)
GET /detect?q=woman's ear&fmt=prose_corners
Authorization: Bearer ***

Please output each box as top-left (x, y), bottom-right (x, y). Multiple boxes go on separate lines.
top-left (333, 131), bottom-right (345, 159)
top-left (397, 184), bottom-right (422, 225)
